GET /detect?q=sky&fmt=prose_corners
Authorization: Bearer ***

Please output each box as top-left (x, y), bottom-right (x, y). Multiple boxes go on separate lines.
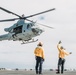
top-left (0, 0), bottom-right (76, 69)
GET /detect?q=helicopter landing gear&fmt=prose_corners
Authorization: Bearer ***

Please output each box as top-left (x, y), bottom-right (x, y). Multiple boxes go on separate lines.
top-left (21, 39), bottom-right (38, 44)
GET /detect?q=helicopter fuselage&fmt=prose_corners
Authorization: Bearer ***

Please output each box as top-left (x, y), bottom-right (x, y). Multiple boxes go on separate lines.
top-left (0, 20), bottom-right (44, 42)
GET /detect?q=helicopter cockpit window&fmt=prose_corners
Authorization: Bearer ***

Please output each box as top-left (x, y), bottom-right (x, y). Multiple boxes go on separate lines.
top-left (27, 24), bottom-right (31, 29)
top-left (13, 25), bottom-right (22, 34)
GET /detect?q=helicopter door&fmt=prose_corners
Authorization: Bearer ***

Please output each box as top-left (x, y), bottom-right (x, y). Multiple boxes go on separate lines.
top-left (13, 25), bottom-right (23, 34)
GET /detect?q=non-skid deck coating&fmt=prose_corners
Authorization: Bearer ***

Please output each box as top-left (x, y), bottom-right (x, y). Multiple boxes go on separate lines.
top-left (0, 70), bottom-right (76, 75)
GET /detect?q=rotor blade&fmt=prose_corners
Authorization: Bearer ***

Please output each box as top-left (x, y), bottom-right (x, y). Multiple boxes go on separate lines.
top-left (0, 7), bottom-right (21, 18)
top-left (25, 18), bottom-right (34, 22)
top-left (37, 23), bottom-right (54, 29)
top-left (25, 8), bottom-right (55, 18)
top-left (0, 18), bottom-right (19, 22)
top-left (25, 18), bottom-right (32, 22)
top-left (25, 18), bottom-right (54, 29)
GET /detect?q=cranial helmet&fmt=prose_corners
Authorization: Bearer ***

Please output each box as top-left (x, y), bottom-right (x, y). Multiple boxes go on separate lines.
top-left (38, 42), bottom-right (43, 46)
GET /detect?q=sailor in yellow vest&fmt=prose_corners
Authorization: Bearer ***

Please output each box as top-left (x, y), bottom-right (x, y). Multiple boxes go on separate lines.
top-left (34, 42), bottom-right (45, 74)
top-left (56, 41), bottom-right (72, 74)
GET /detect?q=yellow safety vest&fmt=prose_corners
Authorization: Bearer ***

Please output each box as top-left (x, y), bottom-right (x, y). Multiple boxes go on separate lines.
top-left (34, 46), bottom-right (44, 59)
top-left (57, 44), bottom-right (69, 58)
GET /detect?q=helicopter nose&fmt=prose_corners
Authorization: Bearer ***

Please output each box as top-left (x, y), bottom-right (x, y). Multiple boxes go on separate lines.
top-left (32, 28), bottom-right (44, 35)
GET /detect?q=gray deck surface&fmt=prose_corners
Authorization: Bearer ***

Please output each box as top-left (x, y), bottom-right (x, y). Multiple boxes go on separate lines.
top-left (0, 70), bottom-right (76, 75)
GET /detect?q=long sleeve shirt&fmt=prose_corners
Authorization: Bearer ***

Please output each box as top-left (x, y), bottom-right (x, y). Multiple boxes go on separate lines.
top-left (34, 46), bottom-right (44, 59)
top-left (57, 44), bottom-right (69, 58)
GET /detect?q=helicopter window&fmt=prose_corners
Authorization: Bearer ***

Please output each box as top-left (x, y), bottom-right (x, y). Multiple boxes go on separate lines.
top-left (13, 26), bottom-right (22, 34)
top-left (27, 24), bottom-right (31, 29)
top-left (24, 30), bottom-right (25, 32)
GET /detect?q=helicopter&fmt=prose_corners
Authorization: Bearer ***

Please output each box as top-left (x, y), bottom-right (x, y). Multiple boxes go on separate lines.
top-left (0, 7), bottom-right (55, 44)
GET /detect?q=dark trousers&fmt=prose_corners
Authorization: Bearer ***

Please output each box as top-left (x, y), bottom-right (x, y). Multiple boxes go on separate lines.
top-left (57, 58), bottom-right (65, 73)
top-left (35, 56), bottom-right (43, 74)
